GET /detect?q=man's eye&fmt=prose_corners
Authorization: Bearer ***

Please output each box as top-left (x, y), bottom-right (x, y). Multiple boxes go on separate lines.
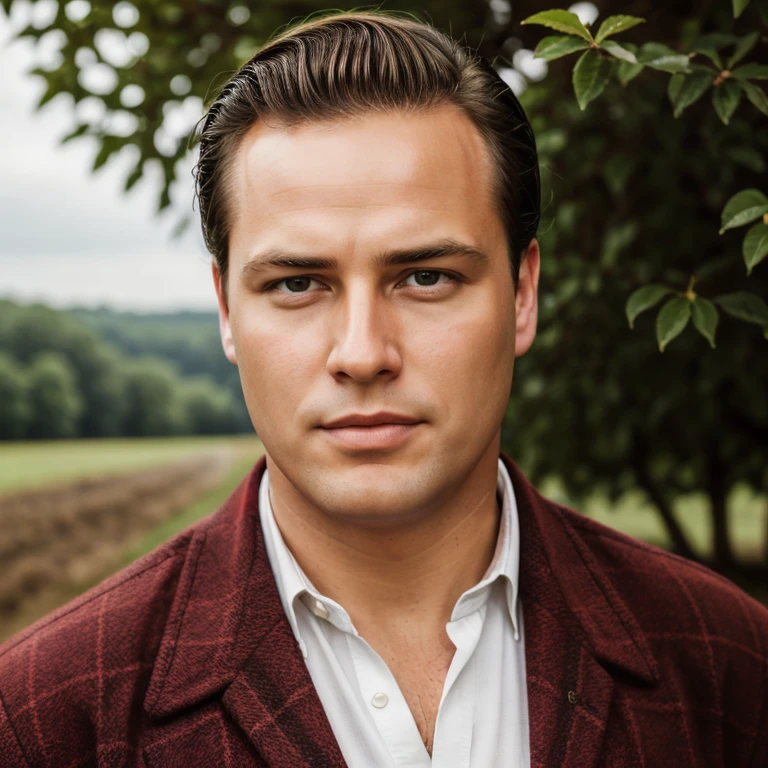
top-left (403, 270), bottom-right (451, 287)
top-left (273, 277), bottom-right (319, 293)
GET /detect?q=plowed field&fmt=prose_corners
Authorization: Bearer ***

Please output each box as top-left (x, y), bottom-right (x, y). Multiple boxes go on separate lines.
top-left (0, 450), bottom-right (231, 642)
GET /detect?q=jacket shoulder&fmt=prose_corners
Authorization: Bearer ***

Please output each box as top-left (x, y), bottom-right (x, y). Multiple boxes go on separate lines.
top-left (0, 529), bottom-right (195, 767)
top-left (556, 499), bottom-right (768, 759)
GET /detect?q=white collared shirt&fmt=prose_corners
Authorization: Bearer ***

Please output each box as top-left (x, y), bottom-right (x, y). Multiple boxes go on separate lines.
top-left (259, 459), bottom-right (530, 767)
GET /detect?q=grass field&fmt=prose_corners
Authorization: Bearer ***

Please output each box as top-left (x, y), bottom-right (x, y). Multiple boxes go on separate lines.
top-left (122, 448), bottom-right (264, 563)
top-left (542, 479), bottom-right (767, 562)
top-left (0, 434), bottom-right (262, 494)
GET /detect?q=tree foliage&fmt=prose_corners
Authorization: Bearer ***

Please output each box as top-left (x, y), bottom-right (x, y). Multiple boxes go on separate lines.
top-left (0, 300), bottom-right (244, 439)
top-left (508, 0), bottom-right (768, 573)
top-left (0, 352), bottom-right (31, 440)
top-left (25, 351), bottom-right (84, 439)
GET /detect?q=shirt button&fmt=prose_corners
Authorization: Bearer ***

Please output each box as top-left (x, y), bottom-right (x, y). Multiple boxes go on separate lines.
top-left (371, 692), bottom-right (389, 708)
top-left (313, 599), bottom-right (329, 620)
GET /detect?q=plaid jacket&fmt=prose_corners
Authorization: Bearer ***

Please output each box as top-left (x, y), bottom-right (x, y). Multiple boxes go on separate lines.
top-left (1, 454), bottom-right (767, 767)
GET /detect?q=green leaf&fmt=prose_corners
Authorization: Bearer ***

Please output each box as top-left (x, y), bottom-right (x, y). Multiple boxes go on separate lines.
top-left (572, 50), bottom-right (613, 110)
top-left (715, 291), bottom-right (768, 326)
top-left (61, 124), bottom-right (90, 144)
top-left (692, 33), bottom-right (738, 49)
top-left (626, 284), bottom-right (671, 328)
top-left (601, 40), bottom-right (638, 63)
top-left (617, 60), bottom-right (645, 86)
top-left (670, 72), bottom-right (713, 118)
top-left (720, 189), bottom-right (768, 233)
top-left (92, 142), bottom-right (114, 172)
top-left (36, 81), bottom-right (60, 110)
top-left (712, 79), bottom-right (742, 124)
top-left (732, 0), bottom-right (752, 18)
top-left (124, 162), bottom-right (144, 192)
top-left (667, 73), bottom-right (685, 104)
top-left (521, 10), bottom-right (594, 42)
top-left (691, 298), bottom-right (719, 348)
top-left (731, 63), bottom-right (768, 80)
top-left (594, 15), bottom-right (645, 44)
top-left (727, 32), bottom-right (760, 68)
top-left (691, 47), bottom-right (722, 69)
top-left (656, 297), bottom-right (692, 352)
top-left (638, 42), bottom-right (692, 74)
top-left (744, 221), bottom-right (768, 274)
top-left (616, 43), bottom-right (644, 86)
top-left (534, 35), bottom-right (590, 61)
top-left (689, 34), bottom-right (736, 69)
top-left (740, 81), bottom-right (768, 116)
top-left (726, 147), bottom-right (766, 173)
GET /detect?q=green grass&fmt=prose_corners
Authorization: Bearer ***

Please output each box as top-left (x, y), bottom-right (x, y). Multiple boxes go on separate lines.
top-left (0, 434), bottom-right (261, 494)
top-left (541, 479), bottom-right (767, 561)
top-left (122, 445), bottom-right (265, 564)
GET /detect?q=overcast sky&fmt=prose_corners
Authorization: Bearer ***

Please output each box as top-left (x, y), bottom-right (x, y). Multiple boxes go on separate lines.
top-left (0, 5), bottom-right (215, 313)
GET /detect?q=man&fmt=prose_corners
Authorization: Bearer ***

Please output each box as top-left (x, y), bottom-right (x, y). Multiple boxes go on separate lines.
top-left (1, 10), bottom-right (766, 767)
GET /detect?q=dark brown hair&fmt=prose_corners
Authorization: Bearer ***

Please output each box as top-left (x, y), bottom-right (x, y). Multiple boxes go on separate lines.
top-left (194, 10), bottom-right (540, 298)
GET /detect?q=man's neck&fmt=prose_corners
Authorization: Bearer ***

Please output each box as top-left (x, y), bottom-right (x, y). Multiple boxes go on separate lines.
top-left (265, 450), bottom-right (502, 637)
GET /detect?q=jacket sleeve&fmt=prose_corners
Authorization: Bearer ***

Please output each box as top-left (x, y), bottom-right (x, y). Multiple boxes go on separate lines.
top-left (0, 690), bottom-right (31, 767)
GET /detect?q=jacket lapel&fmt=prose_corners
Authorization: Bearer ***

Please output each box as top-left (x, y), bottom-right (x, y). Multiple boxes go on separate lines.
top-left (220, 565), bottom-right (348, 767)
top-left (143, 456), bottom-right (346, 767)
top-left (142, 452), bottom-right (660, 767)
top-left (502, 455), bottom-right (660, 767)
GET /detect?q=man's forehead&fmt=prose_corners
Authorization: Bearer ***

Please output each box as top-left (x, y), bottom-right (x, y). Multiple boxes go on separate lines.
top-left (230, 106), bottom-right (496, 210)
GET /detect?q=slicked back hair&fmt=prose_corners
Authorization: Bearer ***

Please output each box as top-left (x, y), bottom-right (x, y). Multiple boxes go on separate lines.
top-left (194, 10), bottom-right (540, 300)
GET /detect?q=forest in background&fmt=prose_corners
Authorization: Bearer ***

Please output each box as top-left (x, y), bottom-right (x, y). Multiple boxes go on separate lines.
top-left (0, 298), bottom-right (251, 439)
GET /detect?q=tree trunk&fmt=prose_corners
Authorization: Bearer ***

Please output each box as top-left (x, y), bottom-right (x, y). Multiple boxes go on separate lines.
top-left (632, 437), bottom-right (697, 561)
top-left (710, 490), bottom-right (734, 569)
top-left (708, 446), bottom-right (735, 569)
top-left (763, 501), bottom-right (768, 563)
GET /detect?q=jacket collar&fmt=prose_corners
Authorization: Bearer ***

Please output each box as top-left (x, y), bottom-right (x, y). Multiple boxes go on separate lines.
top-left (502, 454), bottom-right (660, 767)
top-left (143, 453), bottom-right (660, 766)
top-left (502, 454), bottom-right (659, 684)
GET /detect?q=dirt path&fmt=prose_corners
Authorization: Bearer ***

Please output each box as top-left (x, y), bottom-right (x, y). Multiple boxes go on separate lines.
top-left (0, 450), bottom-right (232, 642)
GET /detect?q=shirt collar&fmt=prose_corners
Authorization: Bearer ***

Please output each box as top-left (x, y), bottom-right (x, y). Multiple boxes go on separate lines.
top-left (259, 457), bottom-right (521, 655)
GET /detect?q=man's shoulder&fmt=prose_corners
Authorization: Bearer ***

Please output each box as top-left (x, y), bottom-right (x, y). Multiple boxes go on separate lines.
top-left (0, 464), bottom-right (258, 672)
top-left (0, 528), bottom-right (191, 683)
top-left (0, 464), bottom-right (263, 766)
top-left (0, 532), bottom-right (191, 656)
top-left (554, 498), bottom-right (768, 654)
top-left (0, 524), bottom-right (197, 766)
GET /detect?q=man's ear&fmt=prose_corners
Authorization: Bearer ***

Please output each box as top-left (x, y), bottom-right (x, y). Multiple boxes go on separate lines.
top-left (212, 262), bottom-right (237, 365)
top-left (514, 238), bottom-right (540, 358)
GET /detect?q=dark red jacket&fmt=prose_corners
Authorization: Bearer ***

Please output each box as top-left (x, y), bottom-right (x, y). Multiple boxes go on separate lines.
top-left (1, 455), bottom-right (767, 767)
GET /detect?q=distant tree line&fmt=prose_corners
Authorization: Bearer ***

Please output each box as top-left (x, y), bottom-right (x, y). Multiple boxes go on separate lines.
top-left (0, 300), bottom-right (250, 440)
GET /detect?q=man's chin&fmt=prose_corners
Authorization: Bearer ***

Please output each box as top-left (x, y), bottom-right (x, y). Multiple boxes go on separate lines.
top-left (303, 457), bottom-right (448, 525)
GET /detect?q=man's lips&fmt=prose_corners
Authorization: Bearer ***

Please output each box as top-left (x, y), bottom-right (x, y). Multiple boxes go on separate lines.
top-left (318, 412), bottom-right (425, 450)
top-left (319, 412), bottom-right (423, 429)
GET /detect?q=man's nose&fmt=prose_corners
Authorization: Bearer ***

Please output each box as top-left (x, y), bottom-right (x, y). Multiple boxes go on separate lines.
top-left (326, 289), bottom-right (403, 383)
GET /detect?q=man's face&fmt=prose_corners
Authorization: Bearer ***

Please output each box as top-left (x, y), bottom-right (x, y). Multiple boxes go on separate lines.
top-left (214, 105), bottom-right (539, 525)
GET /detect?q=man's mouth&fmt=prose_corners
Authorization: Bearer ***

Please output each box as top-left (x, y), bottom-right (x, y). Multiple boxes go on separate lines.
top-left (319, 412), bottom-right (425, 450)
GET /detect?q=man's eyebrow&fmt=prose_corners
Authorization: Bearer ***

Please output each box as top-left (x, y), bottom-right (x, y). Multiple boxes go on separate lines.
top-left (241, 238), bottom-right (489, 279)
top-left (374, 239), bottom-right (489, 268)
